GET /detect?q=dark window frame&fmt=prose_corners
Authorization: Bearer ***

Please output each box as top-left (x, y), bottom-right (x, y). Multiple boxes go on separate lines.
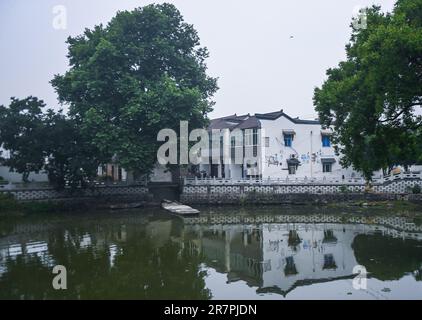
top-left (284, 134), bottom-right (293, 147)
top-left (322, 162), bottom-right (332, 173)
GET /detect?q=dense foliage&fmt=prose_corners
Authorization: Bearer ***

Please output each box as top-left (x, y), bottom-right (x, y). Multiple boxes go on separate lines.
top-left (51, 3), bottom-right (217, 178)
top-left (0, 4), bottom-right (217, 188)
top-left (0, 97), bottom-right (101, 189)
top-left (314, 0), bottom-right (422, 180)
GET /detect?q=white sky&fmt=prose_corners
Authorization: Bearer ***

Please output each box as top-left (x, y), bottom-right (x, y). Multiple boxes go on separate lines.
top-left (0, 0), bottom-right (396, 119)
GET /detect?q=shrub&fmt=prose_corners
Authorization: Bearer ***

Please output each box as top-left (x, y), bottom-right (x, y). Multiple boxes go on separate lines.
top-left (0, 193), bottom-right (20, 212)
top-left (339, 185), bottom-right (349, 193)
top-left (412, 184), bottom-right (421, 194)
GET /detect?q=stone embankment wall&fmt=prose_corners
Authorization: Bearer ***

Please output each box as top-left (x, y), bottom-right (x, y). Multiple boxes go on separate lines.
top-left (181, 179), bottom-right (422, 205)
top-left (0, 185), bottom-right (150, 202)
top-left (2, 179), bottom-right (422, 206)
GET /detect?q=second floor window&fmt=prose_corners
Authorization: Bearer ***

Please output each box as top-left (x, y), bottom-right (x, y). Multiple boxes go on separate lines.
top-left (284, 134), bottom-right (293, 147)
top-left (322, 135), bottom-right (331, 147)
top-left (244, 129), bottom-right (259, 157)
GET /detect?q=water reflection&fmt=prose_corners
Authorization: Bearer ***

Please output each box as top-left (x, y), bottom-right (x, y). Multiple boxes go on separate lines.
top-left (0, 209), bottom-right (422, 299)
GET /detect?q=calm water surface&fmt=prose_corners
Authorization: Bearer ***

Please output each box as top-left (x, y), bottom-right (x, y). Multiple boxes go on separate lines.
top-left (1, 206), bottom-right (422, 299)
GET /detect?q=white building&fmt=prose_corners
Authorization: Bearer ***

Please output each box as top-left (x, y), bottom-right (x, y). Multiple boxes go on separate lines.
top-left (199, 110), bottom-right (361, 180)
top-left (0, 147), bottom-right (48, 183)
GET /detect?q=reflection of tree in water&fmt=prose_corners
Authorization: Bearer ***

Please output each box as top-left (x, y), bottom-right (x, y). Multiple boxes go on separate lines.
top-left (0, 255), bottom-right (56, 299)
top-left (287, 230), bottom-right (301, 251)
top-left (353, 234), bottom-right (422, 281)
top-left (113, 237), bottom-right (210, 299)
top-left (0, 224), bottom-right (211, 299)
top-left (415, 268), bottom-right (422, 281)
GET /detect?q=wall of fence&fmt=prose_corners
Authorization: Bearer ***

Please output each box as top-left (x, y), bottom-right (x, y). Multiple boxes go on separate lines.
top-left (184, 171), bottom-right (422, 186)
top-left (181, 177), bottom-right (422, 204)
top-left (0, 185), bottom-right (150, 201)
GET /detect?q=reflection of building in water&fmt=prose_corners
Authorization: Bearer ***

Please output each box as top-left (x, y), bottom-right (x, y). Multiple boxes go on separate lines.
top-left (260, 223), bottom-right (359, 295)
top-left (179, 216), bottom-right (422, 296)
top-left (1, 214), bottom-right (422, 297)
top-left (200, 226), bottom-right (263, 286)
top-left (0, 221), bottom-right (131, 277)
top-left (177, 223), bottom-right (359, 294)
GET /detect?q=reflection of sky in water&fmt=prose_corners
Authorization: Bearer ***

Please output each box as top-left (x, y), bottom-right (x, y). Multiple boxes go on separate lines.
top-left (0, 209), bottom-right (421, 299)
top-left (204, 268), bottom-right (422, 300)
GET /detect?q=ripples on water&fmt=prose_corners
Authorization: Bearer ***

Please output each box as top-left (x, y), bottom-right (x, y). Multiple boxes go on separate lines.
top-left (0, 206), bottom-right (422, 300)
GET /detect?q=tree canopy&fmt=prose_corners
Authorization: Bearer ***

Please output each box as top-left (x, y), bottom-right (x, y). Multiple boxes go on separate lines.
top-left (51, 3), bottom-right (218, 178)
top-left (314, 0), bottom-right (422, 180)
top-left (0, 97), bottom-right (46, 182)
top-left (0, 3), bottom-right (217, 187)
top-left (0, 97), bottom-right (100, 188)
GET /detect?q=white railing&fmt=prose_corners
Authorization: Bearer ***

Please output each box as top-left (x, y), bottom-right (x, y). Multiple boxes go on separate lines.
top-left (184, 171), bottom-right (422, 186)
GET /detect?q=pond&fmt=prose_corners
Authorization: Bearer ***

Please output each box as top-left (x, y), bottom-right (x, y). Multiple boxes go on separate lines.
top-left (1, 206), bottom-right (422, 299)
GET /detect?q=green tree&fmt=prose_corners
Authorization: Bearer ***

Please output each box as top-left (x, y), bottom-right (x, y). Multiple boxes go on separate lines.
top-left (51, 3), bottom-right (218, 179)
top-left (0, 97), bottom-right (46, 182)
top-left (0, 97), bottom-right (100, 189)
top-left (314, 0), bottom-right (422, 181)
top-left (43, 110), bottom-right (101, 190)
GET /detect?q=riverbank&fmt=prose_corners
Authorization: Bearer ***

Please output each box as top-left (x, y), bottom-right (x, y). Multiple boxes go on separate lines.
top-left (0, 193), bottom-right (160, 216)
top-left (1, 191), bottom-right (422, 221)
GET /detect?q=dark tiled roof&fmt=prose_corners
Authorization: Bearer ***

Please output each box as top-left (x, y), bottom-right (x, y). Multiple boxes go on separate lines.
top-left (255, 110), bottom-right (320, 124)
top-left (207, 114), bottom-right (250, 130)
top-left (208, 118), bottom-right (239, 130)
top-left (254, 111), bottom-right (284, 120)
top-left (208, 110), bottom-right (320, 130)
top-left (234, 116), bottom-right (261, 129)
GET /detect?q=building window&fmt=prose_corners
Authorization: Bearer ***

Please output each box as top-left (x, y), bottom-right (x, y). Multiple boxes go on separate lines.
top-left (231, 136), bottom-right (236, 160)
top-left (253, 129), bottom-right (258, 145)
top-left (244, 128), bottom-right (259, 158)
top-left (284, 134), bottom-right (293, 147)
top-left (322, 135), bottom-right (331, 147)
top-left (323, 254), bottom-right (337, 270)
top-left (265, 137), bottom-right (270, 148)
top-left (284, 256), bottom-right (298, 276)
top-left (323, 162), bottom-right (332, 173)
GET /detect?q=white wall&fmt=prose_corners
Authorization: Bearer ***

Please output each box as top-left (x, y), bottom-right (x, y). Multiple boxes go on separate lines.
top-left (260, 116), bottom-right (360, 180)
top-left (149, 163), bottom-right (173, 182)
top-left (0, 166), bottom-right (48, 183)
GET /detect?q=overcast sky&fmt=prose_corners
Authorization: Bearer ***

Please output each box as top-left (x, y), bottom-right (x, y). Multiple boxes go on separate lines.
top-left (0, 0), bottom-right (396, 119)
